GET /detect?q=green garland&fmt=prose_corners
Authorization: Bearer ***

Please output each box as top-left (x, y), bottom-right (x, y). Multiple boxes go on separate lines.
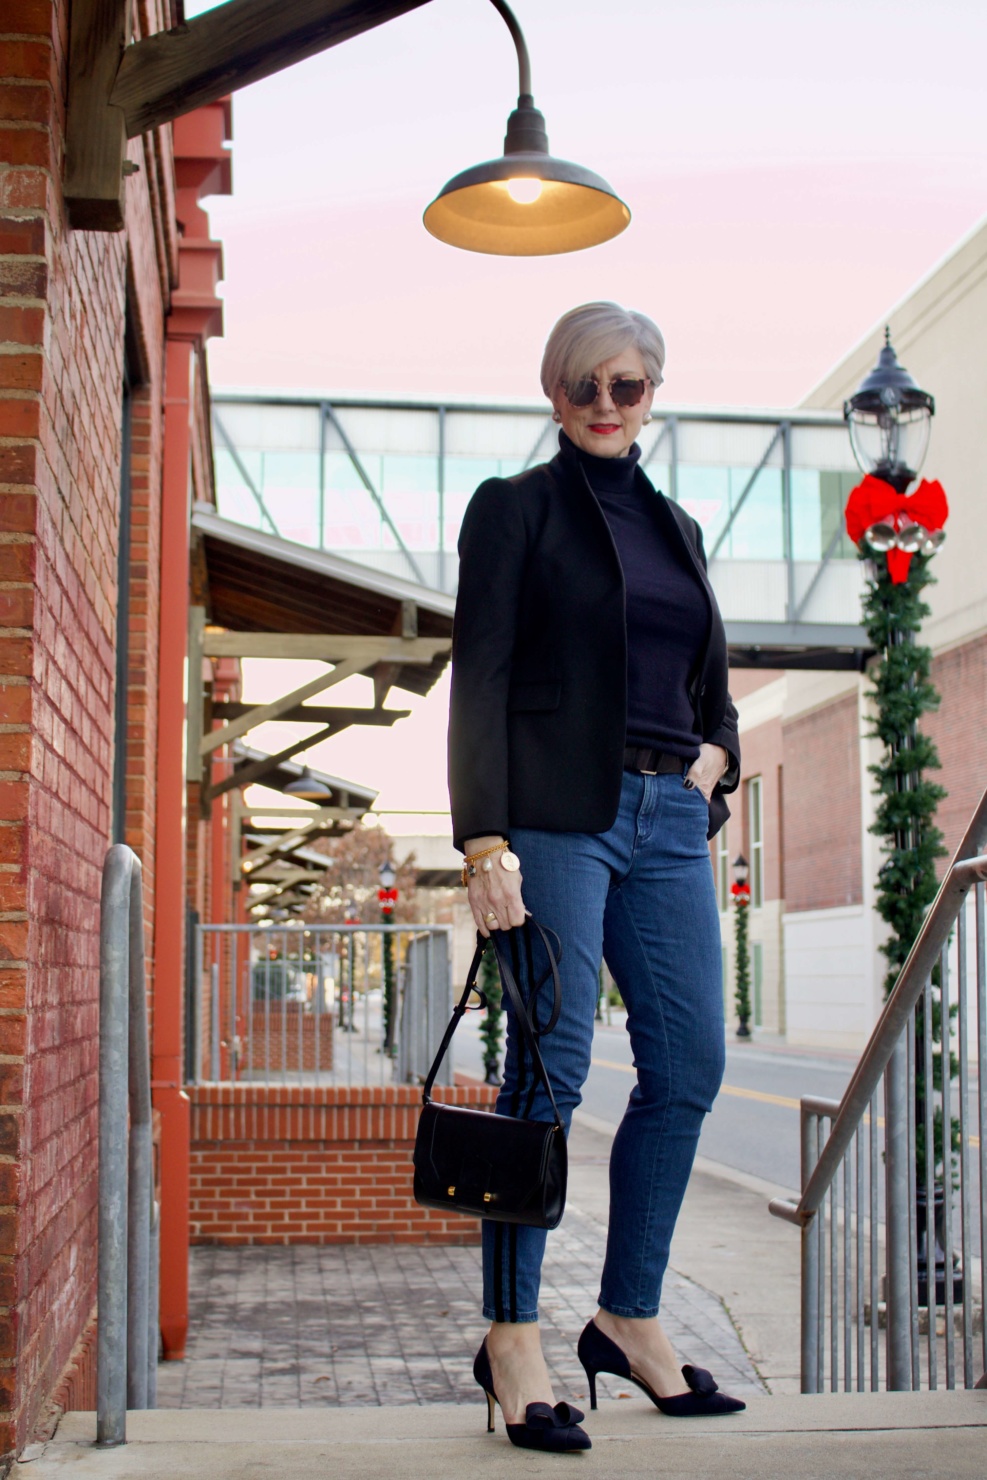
top-left (733, 889), bottom-right (751, 1037)
top-left (860, 549), bottom-right (956, 1182)
top-left (478, 943), bottom-right (504, 1084)
top-left (860, 551), bottom-right (946, 996)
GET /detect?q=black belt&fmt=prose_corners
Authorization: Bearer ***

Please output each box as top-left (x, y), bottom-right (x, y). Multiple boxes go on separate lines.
top-left (623, 747), bottom-right (684, 776)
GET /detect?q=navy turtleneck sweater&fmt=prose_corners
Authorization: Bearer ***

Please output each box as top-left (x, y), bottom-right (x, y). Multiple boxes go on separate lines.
top-left (562, 432), bottom-right (709, 759)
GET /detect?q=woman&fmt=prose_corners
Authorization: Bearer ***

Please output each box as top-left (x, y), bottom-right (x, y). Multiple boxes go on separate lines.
top-left (448, 302), bottom-right (744, 1453)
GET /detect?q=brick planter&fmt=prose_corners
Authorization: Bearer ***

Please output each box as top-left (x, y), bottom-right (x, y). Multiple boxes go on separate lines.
top-left (241, 1005), bottom-right (334, 1073)
top-left (189, 1083), bottom-right (499, 1245)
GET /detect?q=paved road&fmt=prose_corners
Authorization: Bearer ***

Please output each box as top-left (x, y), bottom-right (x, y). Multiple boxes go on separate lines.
top-left (586, 1021), bottom-right (855, 1193)
top-left (453, 1012), bottom-right (856, 1194)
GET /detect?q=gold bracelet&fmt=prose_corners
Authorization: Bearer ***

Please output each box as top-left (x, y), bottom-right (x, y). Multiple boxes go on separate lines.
top-left (461, 840), bottom-right (509, 887)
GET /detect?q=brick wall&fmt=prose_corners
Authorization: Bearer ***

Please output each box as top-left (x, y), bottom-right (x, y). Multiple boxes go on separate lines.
top-left (189, 1084), bottom-right (499, 1245)
top-left (782, 691), bottom-right (863, 913)
top-left (924, 631), bottom-right (987, 865)
top-left (0, 0), bottom-right (209, 1455)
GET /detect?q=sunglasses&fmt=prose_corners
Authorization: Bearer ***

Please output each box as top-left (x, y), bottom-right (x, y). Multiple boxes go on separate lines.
top-left (562, 376), bottom-right (650, 409)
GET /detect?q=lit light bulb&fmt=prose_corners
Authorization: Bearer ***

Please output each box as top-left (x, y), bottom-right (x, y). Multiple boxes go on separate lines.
top-left (506, 177), bottom-right (543, 205)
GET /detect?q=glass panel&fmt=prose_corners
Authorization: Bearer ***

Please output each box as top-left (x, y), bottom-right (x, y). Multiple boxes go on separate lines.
top-left (749, 776), bottom-right (764, 909)
top-left (728, 467), bottom-right (783, 560)
top-left (214, 447), bottom-right (272, 532)
top-left (678, 466), bottom-right (730, 547)
top-left (820, 471), bottom-right (858, 560)
top-left (259, 451), bottom-right (320, 547)
top-left (380, 455), bottom-right (439, 551)
top-left (645, 461), bottom-right (670, 499)
top-left (322, 451), bottom-right (383, 550)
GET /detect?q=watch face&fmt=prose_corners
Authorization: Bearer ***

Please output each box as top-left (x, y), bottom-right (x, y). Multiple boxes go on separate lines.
top-left (499, 849), bottom-right (521, 872)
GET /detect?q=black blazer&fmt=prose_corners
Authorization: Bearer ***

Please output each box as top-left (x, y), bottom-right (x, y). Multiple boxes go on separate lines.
top-left (448, 437), bottom-right (740, 850)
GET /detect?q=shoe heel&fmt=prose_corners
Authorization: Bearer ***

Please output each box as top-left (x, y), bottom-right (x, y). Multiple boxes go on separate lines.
top-left (584, 1367), bottom-right (598, 1411)
top-left (484, 1390), bottom-right (496, 1433)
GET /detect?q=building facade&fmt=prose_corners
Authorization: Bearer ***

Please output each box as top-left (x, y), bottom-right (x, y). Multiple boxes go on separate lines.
top-left (721, 221), bottom-right (987, 1048)
top-left (0, 2), bottom-right (231, 1453)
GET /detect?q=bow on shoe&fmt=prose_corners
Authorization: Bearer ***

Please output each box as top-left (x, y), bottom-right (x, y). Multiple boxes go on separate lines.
top-left (523, 1401), bottom-right (586, 1429)
top-left (682, 1365), bottom-right (719, 1395)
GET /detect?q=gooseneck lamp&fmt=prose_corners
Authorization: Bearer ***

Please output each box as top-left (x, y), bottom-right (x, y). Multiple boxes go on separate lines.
top-left (843, 328), bottom-right (935, 496)
top-left (424, 0), bottom-right (631, 255)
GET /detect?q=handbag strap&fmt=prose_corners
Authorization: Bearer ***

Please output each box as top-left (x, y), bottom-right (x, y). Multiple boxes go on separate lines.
top-left (421, 919), bottom-right (565, 1129)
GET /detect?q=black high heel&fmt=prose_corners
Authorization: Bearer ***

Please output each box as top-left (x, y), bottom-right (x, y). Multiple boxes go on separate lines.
top-left (577, 1319), bottom-right (746, 1417)
top-left (473, 1338), bottom-right (592, 1451)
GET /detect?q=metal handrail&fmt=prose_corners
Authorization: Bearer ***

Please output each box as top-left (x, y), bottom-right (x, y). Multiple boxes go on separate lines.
top-left (98, 846), bottom-right (158, 1446)
top-left (769, 785), bottom-right (987, 1232)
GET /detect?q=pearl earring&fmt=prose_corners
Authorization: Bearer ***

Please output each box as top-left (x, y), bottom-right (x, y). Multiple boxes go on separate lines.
top-left (552, 411), bottom-right (562, 423)
top-left (643, 412), bottom-right (652, 425)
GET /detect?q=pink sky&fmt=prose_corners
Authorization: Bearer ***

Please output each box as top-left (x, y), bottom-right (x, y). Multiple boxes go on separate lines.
top-left (190, 0), bottom-right (987, 406)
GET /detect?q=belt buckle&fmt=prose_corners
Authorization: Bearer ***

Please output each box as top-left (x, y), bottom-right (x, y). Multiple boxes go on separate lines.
top-left (639, 748), bottom-right (659, 776)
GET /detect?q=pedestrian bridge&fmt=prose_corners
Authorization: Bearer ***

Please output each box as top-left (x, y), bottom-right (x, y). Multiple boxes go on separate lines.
top-left (212, 393), bottom-right (870, 671)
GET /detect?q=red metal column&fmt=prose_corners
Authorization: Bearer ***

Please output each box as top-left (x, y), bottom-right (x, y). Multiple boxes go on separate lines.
top-left (153, 335), bottom-right (194, 1360)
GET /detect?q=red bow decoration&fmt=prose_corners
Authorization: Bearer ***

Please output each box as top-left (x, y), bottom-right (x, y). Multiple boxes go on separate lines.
top-left (844, 475), bottom-right (948, 584)
top-left (730, 881), bottom-right (750, 902)
top-left (377, 886), bottom-right (398, 915)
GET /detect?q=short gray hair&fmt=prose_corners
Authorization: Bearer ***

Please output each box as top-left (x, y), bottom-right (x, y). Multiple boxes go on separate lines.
top-left (540, 302), bottom-right (666, 396)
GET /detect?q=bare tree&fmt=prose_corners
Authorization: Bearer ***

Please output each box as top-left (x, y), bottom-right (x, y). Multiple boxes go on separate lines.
top-left (302, 823), bottom-right (418, 924)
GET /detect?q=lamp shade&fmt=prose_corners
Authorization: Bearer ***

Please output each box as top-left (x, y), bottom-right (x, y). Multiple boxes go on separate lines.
top-left (733, 853), bottom-right (749, 885)
top-left (424, 96), bottom-right (630, 256)
top-left (283, 768), bottom-right (331, 801)
top-left (843, 329), bottom-right (934, 491)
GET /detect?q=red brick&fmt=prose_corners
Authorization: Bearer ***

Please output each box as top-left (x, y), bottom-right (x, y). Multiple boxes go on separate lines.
top-left (0, 1015), bottom-right (25, 1054)
top-left (0, 493), bottom-right (37, 532)
top-left (0, 590), bottom-right (32, 628)
top-left (0, 212), bottom-right (46, 256)
top-left (0, 306), bottom-right (45, 347)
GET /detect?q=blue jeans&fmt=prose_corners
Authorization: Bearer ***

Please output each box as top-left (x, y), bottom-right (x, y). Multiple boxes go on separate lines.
top-left (482, 769), bottom-right (725, 1323)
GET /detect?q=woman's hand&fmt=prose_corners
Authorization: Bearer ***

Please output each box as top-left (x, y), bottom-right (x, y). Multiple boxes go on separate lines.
top-left (463, 836), bottom-right (528, 937)
top-left (684, 743), bottom-right (729, 802)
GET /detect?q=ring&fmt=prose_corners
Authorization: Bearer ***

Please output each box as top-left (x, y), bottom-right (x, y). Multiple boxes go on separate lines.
top-left (485, 911), bottom-right (498, 923)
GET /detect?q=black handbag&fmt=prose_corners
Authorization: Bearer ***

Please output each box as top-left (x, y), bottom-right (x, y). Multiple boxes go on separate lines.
top-left (413, 920), bottom-right (568, 1229)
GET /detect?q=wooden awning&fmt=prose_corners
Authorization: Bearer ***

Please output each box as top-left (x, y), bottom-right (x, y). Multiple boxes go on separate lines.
top-left (191, 507), bottom-right (453, 700)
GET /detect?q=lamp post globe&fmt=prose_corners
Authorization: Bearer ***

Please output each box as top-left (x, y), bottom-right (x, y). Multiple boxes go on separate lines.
top-left (732, 853), bottom-right (749, 886)
top-left (843, 328), bottom-right (934, 496)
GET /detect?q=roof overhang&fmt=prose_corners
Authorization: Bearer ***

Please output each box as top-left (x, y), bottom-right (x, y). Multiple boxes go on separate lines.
top-left (192, 507), bottom-right (453, 698)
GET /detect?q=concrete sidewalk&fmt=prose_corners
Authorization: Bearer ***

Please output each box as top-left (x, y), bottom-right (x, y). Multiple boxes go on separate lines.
top-left (157, 1119), bottom-right (773, 1409)
top-left (27, 1394), bottom-right (987, 1479)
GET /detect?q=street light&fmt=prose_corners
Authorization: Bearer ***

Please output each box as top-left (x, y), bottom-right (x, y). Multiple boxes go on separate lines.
top-left (424, 0), bottom-right (630, 255)
top-left (378, 860), bottom-right (398, 1055)
top-left (844, 328), bottom-right (935, 496)
top-left (731, 853), bottom-right (751, 1041)
top-left (283, 767), bottom-right (332, 801)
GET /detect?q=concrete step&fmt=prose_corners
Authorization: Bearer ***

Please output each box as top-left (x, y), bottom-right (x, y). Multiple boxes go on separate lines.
top-left (23, 1393), bottom-right (987, 1480)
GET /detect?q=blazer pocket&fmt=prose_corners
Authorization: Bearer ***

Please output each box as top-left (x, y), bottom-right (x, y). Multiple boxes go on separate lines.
top-left (508, 679), bottom-right (562, 713)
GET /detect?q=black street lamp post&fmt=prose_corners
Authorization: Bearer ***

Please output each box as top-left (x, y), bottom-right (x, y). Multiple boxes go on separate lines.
top-left (378, 860), bottom-right (398, 1056)
top-left (843, 333), bottom-right (958, 1306)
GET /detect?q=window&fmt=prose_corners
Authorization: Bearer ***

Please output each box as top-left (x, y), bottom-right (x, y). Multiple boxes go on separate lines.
top-left (715, 827), bottom-right (730, 912)
top-left (747, 775), bottom-right (764, 909)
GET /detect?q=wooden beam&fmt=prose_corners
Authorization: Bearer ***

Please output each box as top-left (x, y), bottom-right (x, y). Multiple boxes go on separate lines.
top-left (207, 724), bottom-right (338, 800)
top-left (199, 657), bottom-right (364, 756)
top-left (199, 634), bottom-right (449, 661)
top-left (240, 806), bottom-right (361, 820)
top-left (65, 0), bottom-right (131, 229)
top-left (210, 703), bottom-right (409, 725)
top-left (111, 0), bottom-right (433, 137)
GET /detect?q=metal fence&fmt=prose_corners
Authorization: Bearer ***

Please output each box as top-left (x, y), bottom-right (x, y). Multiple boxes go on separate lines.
top-left (769, 787), bottom-right (987, 1392)
top-left (191, 922), bottom-right (453, 1088)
